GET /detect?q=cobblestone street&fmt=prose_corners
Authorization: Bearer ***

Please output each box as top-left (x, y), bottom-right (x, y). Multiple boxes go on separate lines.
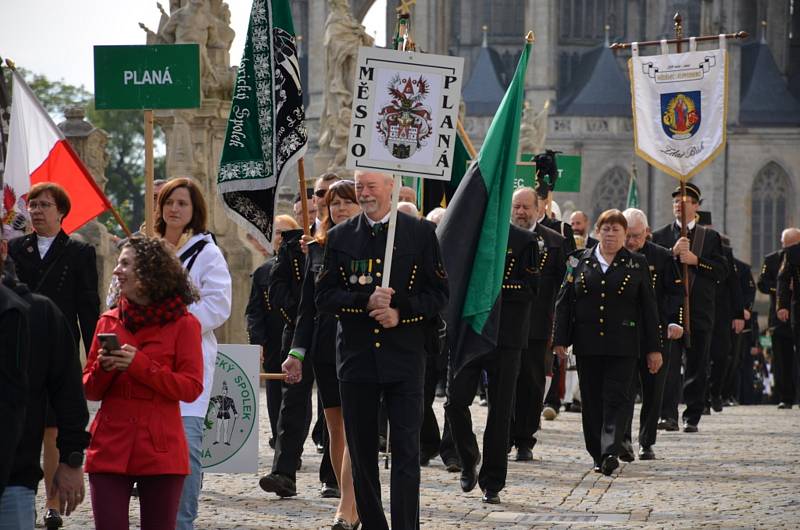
top-left (46, 392), bottom-right (800, 529)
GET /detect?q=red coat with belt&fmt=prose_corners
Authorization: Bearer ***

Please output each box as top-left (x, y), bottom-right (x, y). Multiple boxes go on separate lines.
top-left (83, 308), bottom-right (203, 475)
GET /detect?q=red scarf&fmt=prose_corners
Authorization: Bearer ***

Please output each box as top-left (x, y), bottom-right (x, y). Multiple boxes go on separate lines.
top-left (118, 295), bottom-right (188, 334)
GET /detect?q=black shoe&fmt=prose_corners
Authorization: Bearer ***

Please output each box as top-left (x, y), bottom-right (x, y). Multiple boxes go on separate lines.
top-left (778, 402), bottom-right (793, 409)
top-left (479, 395), bottom-right (488, 407)
top-left (444, 458), bottom-right (462, 473)
top-left (43, 509), bottom-right (63, 529)
top-left (711, 396), bottom-right (723, 412)
top-left (460, 462), bottom-right (479, 492)
top-left (316, 442), bottom-right (325, 454)
top-left (268, 436), bottom-right (275, 449)
top-left (702, 405), bottom-right (711, 415)
top-left (658, 418), bottom-right (679, 432)
top-left (593, 464), bottom-right (602, 473)
top-left (515, 446), bottom-right (533, 461)
top-left (600, 455), bottom-right (619, 476)
top-left (482, 490), bottom-right (501, 504)
top-left (618, 442), bottom-right (635, 463)
top-left (213, 441), bottom-right (219, 445)
top-left (297, 457), bottom-right (303, 470)
top-left (567, 400), bottom-right (582, 413)
top-left (638, 446), bottom-right (656, 460)
top-left (259, 473), bottom-right (297, 498)
top-left (682, 422), bottom-right (698, 433)
top-left (320, 483), bottom-right (341, 498)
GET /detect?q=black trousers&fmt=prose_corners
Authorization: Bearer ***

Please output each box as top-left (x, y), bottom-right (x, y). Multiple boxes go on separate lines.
top-left (340, 377), bottom-right (423, 530)
top-left (721, 332), bottom-right (745, 400)
top-left (623, 343), bottom-right (671, 449)
top-left (708, 318), bottom-right (733, 401)
top-left (576, 355), bottom-right (638, 464)
top-left (772, 332), bottom-right (797, 404)
top-left (421, 353), bottom-right (442, 460)
top-left (445, 347), bottom-right (521, 493)
top-left (272, 355), bottom-right (336, 486)
top-left (511, 338), bottom-right (548, 450)
top-left (262, 343), bottom-right (285, 439)
top-left (544, 353), bottom-right (562, 410)
top-left (682, 328), bottom-right (713, 426)
top-left (660, 339), bottom-right (683, 421)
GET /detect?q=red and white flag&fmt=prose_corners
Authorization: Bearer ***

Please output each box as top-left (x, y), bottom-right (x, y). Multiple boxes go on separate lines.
top-left (3, 69), bottom-right (112, 234)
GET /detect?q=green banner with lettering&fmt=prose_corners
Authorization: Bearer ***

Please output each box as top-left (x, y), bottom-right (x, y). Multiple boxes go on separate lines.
top-left (514, 154), bottom-right (581, 192)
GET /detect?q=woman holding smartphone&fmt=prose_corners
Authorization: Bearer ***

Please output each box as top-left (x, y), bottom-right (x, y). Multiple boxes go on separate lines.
top-left (83, 237), bottom-right (203, 530)
top-left (154, 178), bottom-right (232, 529)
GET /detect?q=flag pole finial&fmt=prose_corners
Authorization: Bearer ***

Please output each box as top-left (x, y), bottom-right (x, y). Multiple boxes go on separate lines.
top-left (4, 58), bottom-right (16, 70)
top-left (525, 31), bottom-right (535, 43)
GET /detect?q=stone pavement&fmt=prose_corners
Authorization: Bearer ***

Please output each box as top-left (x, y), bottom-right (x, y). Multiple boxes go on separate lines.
top-left (42, 391), bottom-right (800, 529)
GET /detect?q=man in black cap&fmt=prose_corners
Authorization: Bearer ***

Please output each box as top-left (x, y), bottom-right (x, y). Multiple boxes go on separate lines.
top-left (651, 182), bottom-right (727, 432)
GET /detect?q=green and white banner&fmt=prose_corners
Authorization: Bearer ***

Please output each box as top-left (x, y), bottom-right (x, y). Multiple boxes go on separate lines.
top-left (217, 0), bottom-right (307, 246)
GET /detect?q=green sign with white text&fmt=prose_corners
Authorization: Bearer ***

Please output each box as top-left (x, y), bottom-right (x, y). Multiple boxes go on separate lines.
top-left (94, 44), bottom-right (201, 110)
top-left (514, 154), bottom-right (582, 193)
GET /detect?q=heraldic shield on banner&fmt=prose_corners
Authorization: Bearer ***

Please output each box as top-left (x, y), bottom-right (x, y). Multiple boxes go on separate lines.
top-left (629, 37), bottom-right (728, 180)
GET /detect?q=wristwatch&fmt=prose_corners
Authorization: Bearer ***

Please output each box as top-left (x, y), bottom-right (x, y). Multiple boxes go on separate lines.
top-left (66, 451), bottom-right (84, 468)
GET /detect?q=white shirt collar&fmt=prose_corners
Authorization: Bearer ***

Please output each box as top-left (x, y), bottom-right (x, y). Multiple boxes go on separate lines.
top-left (37, 234), bottom-right (57, 259)
top-left (675, 218), bottom-right (697, 230)
top-left (594, 245), bottom-right (611, 273)
top-left (365, 212), bottom-right (391, 227)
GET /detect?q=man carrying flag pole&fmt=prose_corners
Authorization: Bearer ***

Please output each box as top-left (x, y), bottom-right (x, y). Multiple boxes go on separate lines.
top-left (438, 31), bottom-right (538, 505)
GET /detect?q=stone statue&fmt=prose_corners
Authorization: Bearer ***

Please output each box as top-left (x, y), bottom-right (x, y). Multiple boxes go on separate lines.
top-left (139, 0), bottom-right (235, 100)
top-left (519, 99), bottom-right (551, 155)
top-left (316, 0), bottom-right (374, 174)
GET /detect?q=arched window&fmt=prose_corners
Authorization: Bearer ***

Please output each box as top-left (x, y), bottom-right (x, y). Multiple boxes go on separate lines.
top-left (751, 162), bottom-right (793, 268)
top-left (591, 167), bottom-right (630, 221)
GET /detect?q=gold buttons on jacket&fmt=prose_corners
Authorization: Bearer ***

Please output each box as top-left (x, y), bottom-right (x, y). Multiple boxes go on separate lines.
top-left (375, 342), bottom-right (381, 348)
top-left (374, 328), bottom-right (380, 334)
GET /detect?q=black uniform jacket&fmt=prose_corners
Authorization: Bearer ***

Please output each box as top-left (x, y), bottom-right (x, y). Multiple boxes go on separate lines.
top-left (553, 246), bottom-right (660, 358)
top-left (736, 259), bottom-right (755, 310)
top-left (268, 229), bottom-right (306, 333)
top-left (540, 216), bottom-right (577, 255)
top-left (4, 276), bottom-right (90, 490)
top-left (715, 246), bottom-right (745, 323)
top-left (246, 257), bottom-right (287, 371)
top-left (498, 224), bottom-right (539, 350)
top-left (651, 222), bottom-right (727, 332)
top-left (528, 222), bottom-right (564, 341)
top-left (315, 212), bottom-right (449, 383)
top-left (9, 230), bottom-right (100, 349)
top-left (636, 240), bottom-right (683, 341)
top-left (291, 241), bottom-right (337, 365)
top-left (757, 251), bottom-right (791, 335)
top-left (777, 243), bottom-right (800, 326)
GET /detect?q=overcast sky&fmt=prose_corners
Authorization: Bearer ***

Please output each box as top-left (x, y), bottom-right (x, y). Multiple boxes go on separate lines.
top-left (1, 0), bottom-right (386, 91)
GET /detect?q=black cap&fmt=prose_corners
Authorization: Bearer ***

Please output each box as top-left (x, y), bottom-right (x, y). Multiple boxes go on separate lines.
top-left (671, 182), bottom-right (701, 202)
top-left (293, 188), bottom-right (314, 203)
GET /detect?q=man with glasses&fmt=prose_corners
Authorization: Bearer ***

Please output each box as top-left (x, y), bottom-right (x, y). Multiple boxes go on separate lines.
top-left (620, 208), bottom-right (682, 461)
top-left (8, 182), bottom-right (98, 528)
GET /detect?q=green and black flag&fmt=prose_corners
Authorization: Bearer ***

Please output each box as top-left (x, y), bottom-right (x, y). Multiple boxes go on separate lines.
top-left (436, 35), bottom-right (532, 376)
top-left (217, 0), bottom-right (307, 246)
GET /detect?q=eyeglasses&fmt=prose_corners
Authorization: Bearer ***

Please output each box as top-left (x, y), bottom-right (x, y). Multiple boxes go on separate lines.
top-left (314, 189), bottom-right (327, 198)
top-left (27, 200), bottom-right (56, 210)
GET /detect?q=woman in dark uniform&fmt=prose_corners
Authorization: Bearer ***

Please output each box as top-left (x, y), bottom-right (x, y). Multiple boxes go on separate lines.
top-left (553, 209), bottom-right (662, 476)
top-left (282, 180), bottom-right (361, 530)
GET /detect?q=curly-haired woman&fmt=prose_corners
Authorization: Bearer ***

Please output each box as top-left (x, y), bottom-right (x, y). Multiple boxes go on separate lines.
top-left (83, 237), bottom-right (203, 530)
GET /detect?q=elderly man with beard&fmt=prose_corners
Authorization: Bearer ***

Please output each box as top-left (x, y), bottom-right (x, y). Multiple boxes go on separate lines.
top-left (508, 187), bottom-right (565, 461)
top-left (315, 171), bottom-right (448, 530)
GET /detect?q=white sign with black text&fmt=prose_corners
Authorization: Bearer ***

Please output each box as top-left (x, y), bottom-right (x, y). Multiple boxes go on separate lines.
top-left (346, 47), bottom-right (464, 181)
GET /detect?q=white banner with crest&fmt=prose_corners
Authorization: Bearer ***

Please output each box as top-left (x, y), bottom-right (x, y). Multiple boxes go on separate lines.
top-left (629, 37), bottom-right (728, 180)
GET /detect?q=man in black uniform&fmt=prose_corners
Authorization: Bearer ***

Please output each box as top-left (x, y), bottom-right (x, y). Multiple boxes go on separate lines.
top-left (446, 222), bottom-right (538, 504)
top-left (776, 230), bottom-right (800, 408)
top-left (651, 183), bottom-right (727, 432)
top-left (620, 208), bottom-right (682, 461)
top-left (758, 228), bottom-right (800, 408)
top-left (315, 171), bottom-right (448, 530)
top-left (722, 256), bottom-right (755, 405)
top-left (707, 237), bottom-right (745, 412)
top-left (509, 187), bottom-right (564, 461)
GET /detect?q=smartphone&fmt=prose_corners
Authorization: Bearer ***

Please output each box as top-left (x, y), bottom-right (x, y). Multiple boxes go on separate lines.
top-left (97, 333), bottom-right (121, 352)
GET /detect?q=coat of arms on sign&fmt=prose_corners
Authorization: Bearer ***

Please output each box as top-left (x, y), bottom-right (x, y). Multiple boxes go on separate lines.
top-left (376, 74), bottom-right (433, 159)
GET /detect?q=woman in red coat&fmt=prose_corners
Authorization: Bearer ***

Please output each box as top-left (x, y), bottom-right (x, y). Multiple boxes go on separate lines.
top-left (83, 236), bottom-right (203, 530)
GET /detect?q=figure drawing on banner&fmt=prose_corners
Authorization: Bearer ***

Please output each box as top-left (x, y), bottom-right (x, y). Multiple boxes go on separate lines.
top-left (629, 36), bottom-right (728, 180)
top-left (376, 73), bottom-right (433, 161)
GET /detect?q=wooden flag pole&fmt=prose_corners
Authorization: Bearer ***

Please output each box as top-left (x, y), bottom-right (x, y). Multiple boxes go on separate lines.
top-left (260, 373), bottom-right (288, 381)
top-left (298, 158), bottom-right (311, 236)
top-left (144, 109), bottom-right (155, 237)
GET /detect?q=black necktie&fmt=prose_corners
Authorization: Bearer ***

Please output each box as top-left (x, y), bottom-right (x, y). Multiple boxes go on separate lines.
top-left (372, 222), bottom-right (388, 236)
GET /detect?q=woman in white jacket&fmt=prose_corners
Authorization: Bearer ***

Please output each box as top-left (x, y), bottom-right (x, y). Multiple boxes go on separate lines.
top-left (155, 178), bottom-right (232, 530)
